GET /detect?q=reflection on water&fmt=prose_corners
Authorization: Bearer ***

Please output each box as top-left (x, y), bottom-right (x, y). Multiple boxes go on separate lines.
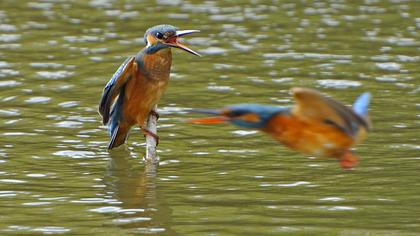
top-left (102, 149), bottom-right (175, 234)
top-left (0, 0), bottom-right (419, 235)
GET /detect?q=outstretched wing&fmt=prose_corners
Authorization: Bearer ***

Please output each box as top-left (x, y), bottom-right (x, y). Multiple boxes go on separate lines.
top-left (99, 57), bottom-right (135, 125)
top-left (291, 87), bottom-right (369, 137)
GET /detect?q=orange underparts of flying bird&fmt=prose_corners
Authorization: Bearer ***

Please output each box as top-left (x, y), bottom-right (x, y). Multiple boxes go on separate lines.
top-left (189, 87), bottom-right (371, 169)
top-left (99, 24), bottom-right (200, 149)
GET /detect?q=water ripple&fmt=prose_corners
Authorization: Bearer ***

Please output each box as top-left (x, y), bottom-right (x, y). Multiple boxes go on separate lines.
top-left (53, 150), bottom-right (96, 159)
top-left (106, 10), bottom-right (139, 20)
top-left (260, 181), bottom-right (310, 187)
top-left (316, 79), bottom-right (362, 89)
top-left (210, 14), bottom-right (244, 22)
top-left (0, 24), bottom-right (17, 32)
top-left (322, 18), bottom-right (340, 27)
top-left (319, 197), bottom-right (344, 202)
top-left (112, 217), bottom-right (151, 224)
top-left (263, 52), bottom-right (352, 60)
top-left (30, 62), bottom-right (65, 69)
top-left (22, 202), bottom-right (51, 206)
top-left (231, 41), bottom-right (253, 52)
top-left (26, 173), bottom-right (48, 178)
top-left (375, 76), bottom-right (397, 82)
top-left (272, 77), bottom-right (294, 83)
top-left (0, 191), bottom-right (17, 197)
top-left (0, 179), bottom-right (26, 184)
top-left (365, 36), bottom-right (419, 47)
top-left (0, 61), bottom-right (11, 68)
top-left (0, 80), bottom-right (22, 88)
top-left (3, 132), bottom-right (37, 136)
top-left (199, 47), bottom-right (228, 56)
top-left (157, 0), bottom-right (182, 6)
top-left (32, 226), bottom-right (71, 234)
top-left (375, 62), bottom-right (401, 72)
top-left (89, 206), bottom-right (121, 213)
top-left (168, 13), bottom-right (189, 20)
top-left (27, 2), bottom-right (53, 10)
top-left (22, 21), bottom-right (48, 30)
top-left (58, 101), bottom-right (79, 108)
top-left (25, 96), bottom-right (51, 104)
top-left (322, 206), bottom-right (356, 211)
top-left (231, 130), bottom-right (258, 136)
top-left (63, 35), bottom-right (101, 43)
top-left (218, 149), bottom-right (258, 154)
top-left (207, 84), bottom-right (235, 92)
top-left (0, 34), bottom-right (21, 42)
top-left (159, 106), bottom-right (189, 115)
top-left (117, 208), bottom-right (145, 214)
top-left (0, 69), bottom-right (20, 78)
top-left (181, 2), bottom-right (218, 13)
top-left (54, 121), bottom-right (83, 128)
top-left (0, 109), bottom-right (20, 117)
top-left (36, 71), bottom-right (74, 80)
top-left (0, 43), bottom-right (21, 49)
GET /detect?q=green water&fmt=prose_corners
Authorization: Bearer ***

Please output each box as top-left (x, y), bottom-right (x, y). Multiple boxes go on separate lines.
top-left (0, 0), bottom-right (419, 235)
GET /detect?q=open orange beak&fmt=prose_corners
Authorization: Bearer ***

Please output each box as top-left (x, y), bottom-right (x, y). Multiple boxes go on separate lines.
top-left (164, 30), bottom-right (201, 57)
top-left (188, 108), bottom-right (229, 124)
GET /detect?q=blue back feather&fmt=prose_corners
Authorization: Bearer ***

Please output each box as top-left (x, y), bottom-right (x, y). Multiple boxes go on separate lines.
top-left (228, 104), bottom-right (289, 129)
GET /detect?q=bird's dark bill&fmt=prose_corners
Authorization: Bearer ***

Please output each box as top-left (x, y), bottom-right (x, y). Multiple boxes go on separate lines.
top-left (175, 30), bottom-right (200, 37)
top-left (189, 117), bottom-right (228, 124)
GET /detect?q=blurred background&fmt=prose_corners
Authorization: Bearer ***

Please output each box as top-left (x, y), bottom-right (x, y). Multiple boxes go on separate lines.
top-left (0, 0), bottom-right (419, 235)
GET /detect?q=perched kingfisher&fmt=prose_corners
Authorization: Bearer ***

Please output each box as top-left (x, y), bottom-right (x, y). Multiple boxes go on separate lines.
top-left (190, 87), bottom-right (371, 169)
top-left (99, 24), bottom-right (200, 149)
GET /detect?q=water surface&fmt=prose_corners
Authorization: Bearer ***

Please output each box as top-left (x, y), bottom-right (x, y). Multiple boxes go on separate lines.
top-left (0, 0), bottom-right (419, 235)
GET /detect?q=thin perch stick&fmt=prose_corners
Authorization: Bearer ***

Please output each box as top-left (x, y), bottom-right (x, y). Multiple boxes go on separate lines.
top-left (145, 105), bottom-right (159, 163)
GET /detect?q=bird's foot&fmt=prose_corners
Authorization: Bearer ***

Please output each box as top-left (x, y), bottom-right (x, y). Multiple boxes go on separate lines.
top-left (149, 110), bottom-right (160, 120)
top-left (339, 151), bottom-right (359, 169)
top-left (142, 128), bottom-right (160, 146)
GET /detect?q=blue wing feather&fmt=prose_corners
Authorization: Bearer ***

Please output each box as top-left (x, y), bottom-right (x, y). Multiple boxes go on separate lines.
top-left (99, 57), bottom-right (134, 125)
top-left (107, 84), bottom-right (126, 148)
top-left (353, 92), bottom-right (371, 118)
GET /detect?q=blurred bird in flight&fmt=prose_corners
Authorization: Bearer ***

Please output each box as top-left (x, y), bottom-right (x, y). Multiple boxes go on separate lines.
top-left (99, 24), bottom-right (200, 149)
top-left (190, 87), bottom-right (371, 169)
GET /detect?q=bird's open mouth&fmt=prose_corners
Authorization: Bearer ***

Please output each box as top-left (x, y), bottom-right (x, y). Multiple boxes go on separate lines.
top-left (163, 30), bottom-right (201, 57)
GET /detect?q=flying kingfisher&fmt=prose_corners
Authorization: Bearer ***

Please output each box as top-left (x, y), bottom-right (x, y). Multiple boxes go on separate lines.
top-left (99, 24), bottom-right (200, 149)
top-left (190, 87), bottom-right (371, 169)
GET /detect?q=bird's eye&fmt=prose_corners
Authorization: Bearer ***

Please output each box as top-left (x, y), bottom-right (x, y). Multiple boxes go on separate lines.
top-left (227, 111), bottom-right (243, 117)
top-left (155, 32), bottom-right (164, 39)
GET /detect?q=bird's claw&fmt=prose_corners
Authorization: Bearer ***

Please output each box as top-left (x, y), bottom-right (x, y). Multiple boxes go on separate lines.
top-left (339, 151), bottom-right (359, 169)
top-left (149, 110), bottom-right (160, 120)
top-left (142, 128), bottom-right (160, 146)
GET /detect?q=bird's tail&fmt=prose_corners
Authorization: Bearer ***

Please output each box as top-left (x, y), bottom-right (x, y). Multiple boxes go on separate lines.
top-left (352, 92), bottom-right (371, 143)
top-left (108, 124), bottom-right (129, 149)
top-left (353, 92), bottom-right (371, 118)
top-left (107, 88), bottom-right (129, 149)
